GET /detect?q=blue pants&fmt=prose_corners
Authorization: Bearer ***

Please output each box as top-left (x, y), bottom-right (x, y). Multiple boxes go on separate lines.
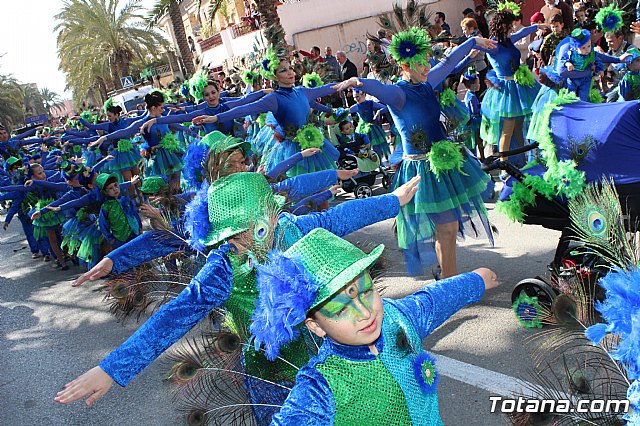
top-left (566, 76), bottom-right (591, 102)
top-left (17, 212), bottom-right (39, 255)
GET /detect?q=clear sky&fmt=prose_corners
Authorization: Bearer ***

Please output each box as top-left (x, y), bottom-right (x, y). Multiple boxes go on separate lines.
top-left (0, 0), bottom-right (158, 99)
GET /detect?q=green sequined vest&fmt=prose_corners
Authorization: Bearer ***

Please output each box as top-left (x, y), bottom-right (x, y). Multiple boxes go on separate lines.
top-left (102, 199), bottom-right (131, 242)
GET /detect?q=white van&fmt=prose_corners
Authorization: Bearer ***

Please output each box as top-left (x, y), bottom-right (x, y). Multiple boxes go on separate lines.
top-left (111, 85), bottom-right (155, 114)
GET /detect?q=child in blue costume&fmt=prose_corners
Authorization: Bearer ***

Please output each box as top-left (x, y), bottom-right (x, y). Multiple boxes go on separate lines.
top-left (91, 92), bottom-right (189, 190)
top-left (617, 48), bottom-right (640, 101)
top-left (335, 121), bottom-right (380, 173)
top-left (55, 172), bottom-right (420, 425)
top-left (460, 67), bottom-right (484, 159)
top-left (561, 29), bottom-right (603, 102)
top-left (479, 9), bottom-right (542, 168)
top-left (95, 173), bottom-right (141, 250)
top-left (1, 163), bottom-right (69, 269)
top-left (251, 228), bottom-right (499, 425)
top-left (335, 27), bottom-right (497, 278)
top-left (193, 49), bottom-right (340, 178)
top-left (350, 89), bottom-right (391, 161)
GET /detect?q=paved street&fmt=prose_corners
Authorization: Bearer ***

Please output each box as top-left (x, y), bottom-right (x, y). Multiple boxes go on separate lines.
top-left (0, 182), bottom-right (562, 426)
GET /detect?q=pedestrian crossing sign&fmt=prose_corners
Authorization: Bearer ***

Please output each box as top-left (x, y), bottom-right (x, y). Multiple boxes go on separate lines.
top-left (121, 76), bottom-right (134, 89)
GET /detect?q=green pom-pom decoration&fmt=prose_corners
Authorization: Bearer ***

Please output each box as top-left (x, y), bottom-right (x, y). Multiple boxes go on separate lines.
top-left (428, 140), bottom-right (465, 179)
top-left (589, 88), bottom-right (603, 103)
top-left (512, 293), bottom-right (544, 328)
top-left (243, 70), bottom-right (258, 85)
top-left (260, 48), bottom-right (281, 81)
top-left (595, 5), bottom-right (624, 34)
top-left (160, 132), bottom-right (180, 152)
top-left (301, 72), bottom-right (324, 88)
top-left (439, 88), bottom-right (457, 108)
top-left (103, 98), bottom-right (114, 113)
top-left (293, 124), bottom-right (325, 149)
top-left (189, 70), bottom-right (209, 102)
top-left (257, 113), bottom-right (267, 128)
top-left (356, 120), bottom-right (372, 135)
top-left (117, 139), bottom-right (133, 152)
top-left (497, 1), bottom-right (521, 16)
top-left (388, 27), bottom-right (432, 69)
top-left (514, 64), bottom-right (536, 87)
top-left (496, 199), bottom-right (526, 224)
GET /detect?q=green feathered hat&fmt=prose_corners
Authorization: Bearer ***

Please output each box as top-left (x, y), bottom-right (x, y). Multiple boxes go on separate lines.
top-left (189, 70), bottom-right (210, 102)
top-left (301, 72), bottom-right (324, 88)
top-left (595, 5), bottom-right (624, 34)
top-left (388, 27), bottom-right (433, 68)
top-left (140, 176), bottom-right (169, 194)
top-left (203, 172), bottom-right (286, 247)
top-left (200, 130), bottom-right (251, 157)
top-left (242, 69), bottom-right (258, 85)
top-left (260, 48), bottom-right (281, 81)
top-left (103, 98), bottom-right (114, 113)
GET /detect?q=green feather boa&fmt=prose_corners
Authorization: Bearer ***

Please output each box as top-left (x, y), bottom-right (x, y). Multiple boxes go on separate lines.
top-left (293, 124), bottom-right (325, 149)
top-left (513, 64), bottom-right (536, 87)
top-left (428, 140), bottom-right (465, 179)
top-left (439, 88), bottom-right (457, 108)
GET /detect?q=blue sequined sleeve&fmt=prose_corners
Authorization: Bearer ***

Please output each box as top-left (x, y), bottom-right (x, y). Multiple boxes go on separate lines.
top-left (108, 230), bottom-right (190, 274)
top-left (387, 272), bottom-right (485, 339)
top-left (99, 248), bottom-right (233, 386)
top-left (284, 193), bottom-right (400, 237)
top-left (272, 170), bottom-right (338, 202)
top-left (270, 366), bottom-right (335, 425)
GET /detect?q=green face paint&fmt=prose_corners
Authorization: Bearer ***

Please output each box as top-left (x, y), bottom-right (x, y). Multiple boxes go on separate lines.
top-left (319, 272), bottom-right (375, 322)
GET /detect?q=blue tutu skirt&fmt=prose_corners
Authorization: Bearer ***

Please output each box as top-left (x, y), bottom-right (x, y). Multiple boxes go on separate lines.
top-left (481, 79), bottom-right (540, 145)
top-left (109, 146), bottom-right (141, 172)
top-left (264, 137), bottom-right (339, 178)
top-left (252, 125), bottom-right (276, 159)
top-left (526, 85), bottom-right (558, 142)
top-left (77, 221), bottom-right (103, 269)
top-left (146, 147), bottom-right (185, 177)
top-left (61, 216), bottom-right (86, 255)
top-left (393, 147), bottom-right (494, 276)
top-left (366, 124), bottom-right (391, 158)
top-left (441, 98), bottom-right (471, 130)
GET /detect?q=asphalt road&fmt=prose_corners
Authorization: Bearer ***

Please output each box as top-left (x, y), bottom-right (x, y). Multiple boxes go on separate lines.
top-left (0, 181), bottom-right (562, 426)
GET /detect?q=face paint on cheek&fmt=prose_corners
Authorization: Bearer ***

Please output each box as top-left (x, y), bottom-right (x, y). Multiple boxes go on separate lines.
top-left (319, 273), bottom-right (375, 324)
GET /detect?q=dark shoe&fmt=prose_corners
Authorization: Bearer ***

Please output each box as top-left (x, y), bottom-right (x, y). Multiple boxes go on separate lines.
top-left (54, 260), bottom-right (63, 269)
top-left (43, 255), bottom-right (51, 262)
top-left (432, 265), bottom-right (442, 281)
top-left (61, 263), bottom-right (70, 271)
top-left (32, 253), bottom-right (41, 259)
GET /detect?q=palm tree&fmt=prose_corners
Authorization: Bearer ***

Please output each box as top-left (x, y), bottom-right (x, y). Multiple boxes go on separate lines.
top-left (21, 84), bottom-right (47, 117)
top-left (55, 0), bottom-right (167, 103)
top-left (253, 0), bottom-right (285, 46)
top-left (40, 88), bottom-right (66, 117)
top-left (0, 74), bottom-right (25, 128)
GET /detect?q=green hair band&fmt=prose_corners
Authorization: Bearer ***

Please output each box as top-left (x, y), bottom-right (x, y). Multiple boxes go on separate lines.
top-left (595, 5), bottom-right (624, 34)
top-left (260, 48), bottom-right (281, 81)
top-left (497, 1), bottom-right (521, 16)
top-left (301, 72), bottom-right (324, 89)
top-left (388, 27), bottom-right (432, 69)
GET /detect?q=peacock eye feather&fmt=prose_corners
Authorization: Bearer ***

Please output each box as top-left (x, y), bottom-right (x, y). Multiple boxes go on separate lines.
top-left (587, 211), bottom-right (606, 236)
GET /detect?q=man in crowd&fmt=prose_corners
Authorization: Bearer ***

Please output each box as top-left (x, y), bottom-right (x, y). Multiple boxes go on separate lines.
top-left (435, 12), bottom-right (451, 34)
top-left (324, 46), bottom-right (341, 79)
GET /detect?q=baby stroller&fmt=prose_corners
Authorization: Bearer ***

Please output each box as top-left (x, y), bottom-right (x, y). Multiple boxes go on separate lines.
top-left (337, 145), bottom-right (393, 199)
top-left (483, 98), bottom-right (640, 327)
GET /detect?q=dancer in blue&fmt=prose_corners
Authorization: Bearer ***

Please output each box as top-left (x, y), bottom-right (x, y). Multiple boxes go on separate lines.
top-left (192, 49), bottom-right (340, 177)
top-left (350, 89), bottom-right (391, 161)
top-left (54, 172), bottom-right (420, 426)
top-left (335, 24), bottom-right (497, 278)
top-left (91, 91), bottom-right (188, 190)
top-left (479, 7), bottom-right (543, 170)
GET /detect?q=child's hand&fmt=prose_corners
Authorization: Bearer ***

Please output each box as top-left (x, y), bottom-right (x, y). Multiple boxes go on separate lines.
top-left (566, 62), bottom-right (574, 71)
top-left (54, 366), bottom-right (114, 406)
top-left (47, 206), bottom-right (61, 212)
top-left (301, 148), bottom-right (321, 158)
top-left (139, 204), bottom-right (162, 219)
top-left (392, 175), bottom-right (421, 206)
top-left (31, 212), bottom-right (41, 221)
top-left (329, 184), bottom-right (340, 196)
top-left (130, 175), bottom-right (140, 185)
top-left (24, 180), bottom-right (33, 187)
top-left (473, 267), bottom-right (499, 290)
top-left (72, 257), bottom-right (113, 287)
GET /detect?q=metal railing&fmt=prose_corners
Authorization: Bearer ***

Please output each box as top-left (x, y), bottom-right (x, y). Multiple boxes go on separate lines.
top-left (199, 32), bottom-right (223, 51)
top-left (230, 21), bottom-right (258, 39)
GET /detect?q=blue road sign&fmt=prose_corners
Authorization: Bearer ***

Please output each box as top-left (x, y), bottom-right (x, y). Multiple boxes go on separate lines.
top-left (25, 114), bottom-right (47, 126)
top-left (121, 75), bottom-right (134, 89)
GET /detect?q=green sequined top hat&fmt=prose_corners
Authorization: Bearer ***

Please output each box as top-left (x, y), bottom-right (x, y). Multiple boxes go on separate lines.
top-left (140, 176), bottom-right (168, 194)
top-left (200, 130), bottom-right (251, 157)
top-left (293, 228), bottom-right (384, 311)
top-left (203, 172), bottom-right (286, 247)
top-left (5, 156), bottom-right (22, 167)
top-left (388, 27), bottom-right (433, 69)
top-left (96, 172), bottom-right (119, 192)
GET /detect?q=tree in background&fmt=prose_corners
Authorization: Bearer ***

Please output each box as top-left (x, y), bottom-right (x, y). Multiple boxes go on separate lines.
top-left (40, 88), bottom-right (66, 118)
top-left (55, 0), bottom-right (167, 106)
top-left (0, 75), bottom-right (25, 129)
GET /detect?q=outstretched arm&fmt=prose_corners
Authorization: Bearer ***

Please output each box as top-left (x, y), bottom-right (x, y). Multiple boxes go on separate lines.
top-left (104, 117), bottom-right (147, 141)
top-left (223, 89), bottom-right (267, 108)
top-left (210, 94), bottom-right (278, 123)
top-left (428, 38), bottom-right (478, 88)
top-left (510, 25), bottom-right (538, 43)
top-left (357, 79), bottom-right (405, 109)
top-left (79, 118), bottom-right (110, 132)
top-left (300, 83), bottom-right (338, 100)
